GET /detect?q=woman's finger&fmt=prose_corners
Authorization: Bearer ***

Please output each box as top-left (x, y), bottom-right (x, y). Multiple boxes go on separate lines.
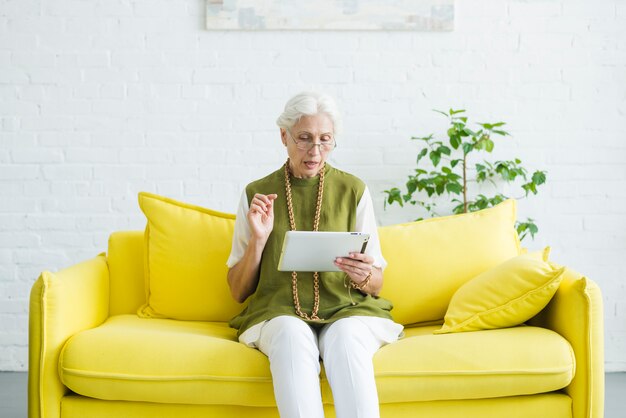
top-left (348, 252), bottom-right (374, 265)
top-left (335, 258), bottom-right (371, 275)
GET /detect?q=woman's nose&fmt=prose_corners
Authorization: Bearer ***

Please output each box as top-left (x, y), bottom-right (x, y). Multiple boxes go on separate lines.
top-left (307, 143), bottom-right (322, 155)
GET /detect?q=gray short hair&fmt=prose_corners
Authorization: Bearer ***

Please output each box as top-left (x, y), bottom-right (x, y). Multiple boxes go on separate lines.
top-left (276, 91), bottom-right (342, 137)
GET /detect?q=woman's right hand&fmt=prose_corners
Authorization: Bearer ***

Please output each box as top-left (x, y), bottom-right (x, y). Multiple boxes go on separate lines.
top-left (247, 193), bottom-right (278, 243)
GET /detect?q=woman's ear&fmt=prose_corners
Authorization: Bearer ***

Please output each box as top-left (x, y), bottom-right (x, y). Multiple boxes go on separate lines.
top-left (280, 128), bottom-right (287, 146)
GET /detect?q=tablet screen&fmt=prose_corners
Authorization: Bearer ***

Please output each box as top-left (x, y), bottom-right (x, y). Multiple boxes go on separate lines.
top-left (277, 231), bottom-right (370, 272)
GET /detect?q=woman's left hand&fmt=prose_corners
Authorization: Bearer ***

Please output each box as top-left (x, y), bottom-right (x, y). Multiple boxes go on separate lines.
top-left (334, 252), bottom-right (374, 288)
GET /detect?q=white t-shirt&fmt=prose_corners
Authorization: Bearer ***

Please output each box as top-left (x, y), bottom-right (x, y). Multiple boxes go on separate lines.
top-left (226, 186), bottom-right (387, 270)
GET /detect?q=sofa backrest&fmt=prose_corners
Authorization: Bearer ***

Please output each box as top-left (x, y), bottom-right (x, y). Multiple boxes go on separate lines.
top-left (108, 230), bottom-right (146, 316)
top-left (106, 199), bottom-right (520, 324)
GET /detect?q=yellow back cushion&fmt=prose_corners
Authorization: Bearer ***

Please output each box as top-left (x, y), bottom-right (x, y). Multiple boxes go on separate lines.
top-left (137, 192), bottom-right (241, 321)
top-left (434, 249), bottom-right (565, 334)
top-left (378, 199), bottom-right (520, 325)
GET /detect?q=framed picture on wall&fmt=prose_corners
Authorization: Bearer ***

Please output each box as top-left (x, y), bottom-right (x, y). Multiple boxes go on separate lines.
top-left (206, 0), bottom-right (455, 31)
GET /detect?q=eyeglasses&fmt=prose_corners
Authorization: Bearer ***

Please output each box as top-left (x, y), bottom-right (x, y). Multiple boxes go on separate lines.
top-left (287, 130), bottom-right (336, 152)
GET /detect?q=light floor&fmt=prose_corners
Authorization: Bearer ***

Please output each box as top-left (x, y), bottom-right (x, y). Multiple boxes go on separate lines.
top-left (3, 372), bottom-right (625, 418)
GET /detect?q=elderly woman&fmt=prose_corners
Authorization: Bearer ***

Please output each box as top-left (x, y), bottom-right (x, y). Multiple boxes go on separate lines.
top-left (227, 91), bottom-right (403, 418)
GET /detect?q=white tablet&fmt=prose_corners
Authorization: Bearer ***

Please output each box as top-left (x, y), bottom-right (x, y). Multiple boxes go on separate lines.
top-left (277, 231), bottom-right (370, 272)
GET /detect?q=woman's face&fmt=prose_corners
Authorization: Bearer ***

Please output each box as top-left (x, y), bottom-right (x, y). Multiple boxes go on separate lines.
top-left (281, 113), bottom-right (335, 179)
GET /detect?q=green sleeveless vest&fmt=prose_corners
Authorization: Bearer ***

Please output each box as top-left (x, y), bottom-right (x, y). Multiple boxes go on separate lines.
top-left (229, 163), bottom-right (394, 336)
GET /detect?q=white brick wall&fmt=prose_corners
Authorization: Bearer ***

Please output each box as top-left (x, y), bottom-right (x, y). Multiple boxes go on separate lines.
top-left (1, 0), bottom-right (625, 372)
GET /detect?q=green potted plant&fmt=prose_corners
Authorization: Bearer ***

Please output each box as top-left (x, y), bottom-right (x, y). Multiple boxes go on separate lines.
top-left (384, 109), bottom-right (547, 241)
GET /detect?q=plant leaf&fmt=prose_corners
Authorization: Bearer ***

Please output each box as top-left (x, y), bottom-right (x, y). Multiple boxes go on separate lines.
top-left (532, 171), bottom-right (547, 185)
top-left (446, 183), bottom-right (463, 194)
top-left (439, 145), bottom-right (452, 156)
top-left (416, 148), bottom-right (428, 163)
top-left (430, 151), bottom-right (441, 167)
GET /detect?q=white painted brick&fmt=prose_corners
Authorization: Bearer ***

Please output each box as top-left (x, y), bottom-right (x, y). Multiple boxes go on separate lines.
top-left (116, 17), bottom-right (179, 34)
top-left (139, 68), bottom-right (193, 83)
top-left (83, 69), bottom-right (138, 84)
top-left (0, 51), bottom-right (10, 67)
top-left (0, 232), bottom-right (40, 248)
top-left (0, 33), bottom-right (37, 50)
top-left (0, 165), bottom-right (39, 180)
top-left (455, 0), bottom-right (507, 18)
top-left (97, 84), bottom-right (124, 99)
top-left (95, 0), bottom-right (134, 17)
top-left (119, 148), bottom-right (171, 164)
top-left (58, 52), bottom-right (110, 68)
top-left (193, 68), bottom-right (246, 84)
top-left (0, 100), bottom-right (39, 116)
top-left (41, 231), bottom-right (96, 248)
top-left (91, 99), bottom-right (143, 117)
top-left (354, 67), bottom-right (407, 83)
top-left (43, 0), bottom-right (97, 17)
top-left (147, 100), bottom-right (197, 115)
top-left (172, 148), bottom-right (227, 164)
top-left (23, 215), bottom-right (75, 232)
top-left (155, 181), bottom-right (184, 197)
top-left (93, 34), bottom-right (146, 49)
top-left (508, 2), bottom-right (562, 18)
top-left (0, 149), bottom-right (10, 163)
top-left (163, 51), bottom-right (206, 67)
top-left (135, 0), bottom-right (191, 18)
top-left (20, 116), bottom-right (72, 132)
top-left (356, 34), bottom-right (412, 51)
top-left (11, 52), bottom-right (56, 68)
top-left (182, 84), bottom-right (208, 99)
top-left (91, 132), bottom-right (144, 147)
top-left (16, 85), bottom-right (44, 101)
top-left (146, 33), bottom-right (199, 50)
top-left (181, 115), bottom-right (231, 131)
top-left (40, 100), bottom-right (93, 116)
top-left (65, 148), bottom-right (119, 163)
top-left (145, 164), bottom-right (198, 182)
top-left (148, 84), bottom-right (181, 99)
top-left (42, 85), bottom-right (73, 100)
top-left (112, 52), bottom-right (162, 67)
top-left (11, 148), bottom-right (64, 164)
top-left (1, 117), bottom-right (19, 132)
top-left (42, 165), bottom-right (92, 181)
top-left (0, 69), bottom-right (29, 83)
top-left (304, 32), bottom-right (358, 52)
top-left (584, 214), bottom-right (626, 232)
top-left (299, 67), bottom-right (352, 84)
top-left (38, 133), bottom-right (90, 147)
top-left (124, 115), bottom-right (182, 132)
top-left (64, 16), bottom-right (114, 34)
top-left (563, 2), bottom-right (616, 19)
top-left (93, 164), bottom-right (146, 182)
top-left (0, 86), bottom-right (17, 100)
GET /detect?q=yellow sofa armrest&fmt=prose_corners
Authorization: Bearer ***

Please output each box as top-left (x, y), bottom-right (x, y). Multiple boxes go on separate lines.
top-left (528, 267), bottom-right (604, 418)
top-left (28, 254), bottom-right (110, 418)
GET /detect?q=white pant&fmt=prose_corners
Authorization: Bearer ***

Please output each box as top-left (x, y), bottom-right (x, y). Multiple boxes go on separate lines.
top-left (240, 316), bottom-right (403, 418)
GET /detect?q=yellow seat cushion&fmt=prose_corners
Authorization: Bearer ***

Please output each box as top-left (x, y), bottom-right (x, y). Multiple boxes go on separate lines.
top-left (370, 325), bottom-right (575, 403)
top-left (378, 199), bottom-right (521, 325)
top-left (60, 315), bottom-right (574, 406)
top-left (137, 192), bottom-right (241, 321)
top-left (435, 250), bottom-right (565, 334)
top-left (60, 315), bottom-right (275, 407)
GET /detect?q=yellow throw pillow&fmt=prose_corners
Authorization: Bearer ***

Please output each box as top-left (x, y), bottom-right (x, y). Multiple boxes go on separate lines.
top-left (379, 199), bottom-right (521, 325)
top-left (137, 192), bottom-right (241, 321)
top-left (434, 250), bottom-right (565, 334)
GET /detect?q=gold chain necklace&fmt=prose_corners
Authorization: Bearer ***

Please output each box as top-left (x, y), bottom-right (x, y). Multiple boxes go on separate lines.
top-left (284, 158), bottom-right (324, 321)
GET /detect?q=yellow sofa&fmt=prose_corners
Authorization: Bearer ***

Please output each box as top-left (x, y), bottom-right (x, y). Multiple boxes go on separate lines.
top-left (28, 197), bottom-right (604, 418)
